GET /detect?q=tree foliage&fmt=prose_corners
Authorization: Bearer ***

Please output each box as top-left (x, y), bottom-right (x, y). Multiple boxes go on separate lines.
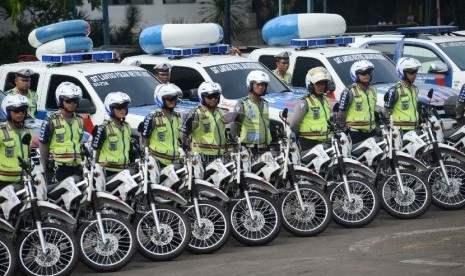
top-left (197, 0), bottom-right (248, 39)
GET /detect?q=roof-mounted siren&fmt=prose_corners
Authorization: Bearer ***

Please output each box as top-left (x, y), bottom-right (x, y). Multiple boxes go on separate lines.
top-left (397, 26), bottom-right (459, 37)
top-left (163, 44), bottom-right (230, 57)
top-left (262, 13), bottom-right (347, 46)
top-left (290, 37), bottom-right (355, 47)
top-left (41, 51), bottom-right (116, 64)
top-left (139, 23), bottom-right (224, 55)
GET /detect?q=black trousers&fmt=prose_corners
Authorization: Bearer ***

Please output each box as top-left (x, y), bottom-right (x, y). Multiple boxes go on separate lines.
top-left (298, 137), bottom-right (324, 151)
top-left (47, 165), bottom-right (83, 184)
top-left (349, 130), bottom-right (376, 144)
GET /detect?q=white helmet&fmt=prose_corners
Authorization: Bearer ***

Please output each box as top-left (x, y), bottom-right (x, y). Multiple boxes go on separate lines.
top-left (305, 67), bottom-right (332, 89)
top-left (246, 70), bottom-right (270, 91)
top-left (55, 81), bottom-right (82, 107)
top-left (198, 81), bottom-right (222, 103)
top-left (396, 57), bottom-right (421, 79)
top-left (154, 83), bottom-right (182, 108)
top-left (350, 60), bottom-right (374, 82)
top-left (1, 94), bottom-right (29, 120)
top-left (104, 92), bottom-right (131, 117)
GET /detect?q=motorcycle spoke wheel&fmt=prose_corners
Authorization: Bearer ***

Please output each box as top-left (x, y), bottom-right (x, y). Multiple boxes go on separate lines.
top-left (18, 224), bottom-right (77, 276)
top-left (78, 214), bottom-right (136, 272)
top-left (184, 201), bottom-right (230, 254)
top-left (428, 162), bottom-right (465, 210)
top-left (0, 236), bottom-right (16, 276)
top-left (380, 172), bottom-right (431, 219)
top-left (134, 205), bottom-right (190, 261)
top-left (329, 177), bottom-right (379, 228)
top-left (229, 192), bottom-right (281, 246)
top-left (280, 185), bottom-right (331, 237)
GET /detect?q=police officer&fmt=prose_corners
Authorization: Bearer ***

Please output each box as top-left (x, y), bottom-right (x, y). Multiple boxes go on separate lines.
top-left (92, 92), bottom-right (132, 176)
top-left (456, 84), bottom-right (465, 127)
top-left (231, 70), bottom-right (272, 154)
top-left (39, 82), bottom-right (84, 183)
top-left (272, 51), bottom-right (292, 86)
top-left (153, 62), bottom-right (172, 84)
top-left (7, 69), bottom-right (38, 118)
top-left (289, 67), bottom-right (332, 149)
top-left (141, 83), bottom-right (182, 167)
top-left (337, 60), bottom-right (377, 144)
top-left (180, 81), bottom-right (227, 165)
top-left (0, 94), bottom-right (32, 185)
top-left (384, 57), bottom-right (422, 131)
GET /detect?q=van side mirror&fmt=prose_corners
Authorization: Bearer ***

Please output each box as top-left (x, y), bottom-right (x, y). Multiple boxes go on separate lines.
top-left (76, 99), bottom-right (96, 114)
top-left (428, 61), bottom-right (448, 74)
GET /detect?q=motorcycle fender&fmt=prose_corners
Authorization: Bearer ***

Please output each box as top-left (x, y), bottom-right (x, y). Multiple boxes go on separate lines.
top-left (21, 201), bottom-right (77, 224)
top-left (0, 217), bottom-right (14, 232)
top-left (96, 192), bottom-right (134, 215)
top-left (194, 179), bottom-right (230, 202)
top-left (395, 151), bottom-right (428, 172)
top-left (329, 158), bottom-right (376, 179)
top-left (244, 172), bottom-right (279, 194)
top-left (150, 184), bottom-right (188, 206)
top-left (293, 166), bottom-right (327, 187)
top-left (438, 143), bottom-right (465, 163)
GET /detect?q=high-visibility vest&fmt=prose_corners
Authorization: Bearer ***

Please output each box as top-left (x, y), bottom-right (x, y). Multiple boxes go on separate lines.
top-left (391, 81), bottom-right (418, 130)
top-left (192, 105), bottom-right (226, 155)
top-left (148, 110), bottom-right (181, 166)
top-left (239, 96), bottom-right (272, 146)
top-left (0, 124), bottom-right (32, 182)
top-left (299, 93), bottom-right (330, 141)
top-left (97, 120), bottom-right (131, 172)
top-left (345, 84), bottom-right (377, 131)
top-left (48, 112), bottom-right (83, 165)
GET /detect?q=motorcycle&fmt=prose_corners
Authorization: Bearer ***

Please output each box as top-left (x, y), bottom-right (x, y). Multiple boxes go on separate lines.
top-left (0, 218), bottom-right (16, 276)
top-left (224, 136), bottom-right (282, 246)
top-left (251, 108), bottom-right (331, 237)
top-left (127, 138), bottom-right (191, 261)
top-left (401, 89), bottom-right (465, 210)
top-left (5, 134), bottom-right (79, 276)
top-left (300, 107), bottom-right (380, 228)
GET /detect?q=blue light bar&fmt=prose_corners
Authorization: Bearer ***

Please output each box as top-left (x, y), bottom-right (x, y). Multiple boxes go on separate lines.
top-left (397, 26), bottom-right (459, 35)
top-left (290, 37), bottom-right (355, 47)
top-left (41, 51), bottom-right (116, 64)
top-left (164, 44), bottom-right (231, 57)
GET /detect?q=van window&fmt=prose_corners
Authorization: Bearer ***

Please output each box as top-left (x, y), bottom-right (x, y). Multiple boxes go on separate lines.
top-left (46, 75), bottom-right (93, 110)
top-left (170, 66), bottom-right (205, 100)
top-left (293, 57), bottom-right (326, 88)
top-left (3, 71), bottom-right (39, 92)
top-left (258, 55), bottom-right (276, 71)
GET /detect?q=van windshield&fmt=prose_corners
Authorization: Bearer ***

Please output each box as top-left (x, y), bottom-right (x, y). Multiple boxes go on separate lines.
top-left (85, 70), bottom-right (160, 107)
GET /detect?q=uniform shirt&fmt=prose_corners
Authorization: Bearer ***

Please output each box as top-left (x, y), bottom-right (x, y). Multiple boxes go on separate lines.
top-left (272, 69), bottom-right (292, 86)
top-left (457, 84), bottom-right (465, 118)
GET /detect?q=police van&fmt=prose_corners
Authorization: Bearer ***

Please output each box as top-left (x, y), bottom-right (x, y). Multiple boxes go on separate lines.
top-left (247, 18), bottom-right (459, 129)
top-left (349, 26), bottom-right (465, 91)
top-left (0, 52), bottom-right (165, 132)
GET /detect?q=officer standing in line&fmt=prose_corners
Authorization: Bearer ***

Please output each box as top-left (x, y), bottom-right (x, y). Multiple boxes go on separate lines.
top-left (337, 60), bottom-right (377, 144)
top-left (456, 84), bottom-right (465, 127)
top-left (384, 57), bottom-right (422, 131)
top-left (153, 62), bottom-right (172, 84)
top-left (272, 51), bottom-right (292, 86)
top-left (230, 70), bottom-right (272, 154)
top-left (39, 82), bottom-right (84, 183)
top-left (289, 67), bottom-right (332, 149)
top-left (7, 69), bottom-right (38, 118)
top-left (180, 81), bottom-right (229, 165)
top-left (141, 83), bottom-right (182, 167)
top-left (0, 94), bottom-right (32, 185)
top-left (92, 92), bottom-right (132, 177)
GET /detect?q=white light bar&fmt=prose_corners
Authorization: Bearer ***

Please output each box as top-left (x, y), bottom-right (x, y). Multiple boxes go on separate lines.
top-left (41, 51), bottom-right (116, 63)
top-left (397, 26), bottom-right (459, 35)
top-left (164, 44), bottom-right (230, 57)
top-left (290, 37), bottom-right (355, 47)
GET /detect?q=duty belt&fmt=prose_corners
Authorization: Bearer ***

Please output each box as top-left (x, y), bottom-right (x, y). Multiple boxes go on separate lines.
top-left (99, 163), bottom-right (127, 169)
top-left (149, 149), bottom-right (178, 161)
top-left (0, 170), bottom-right (21, 177)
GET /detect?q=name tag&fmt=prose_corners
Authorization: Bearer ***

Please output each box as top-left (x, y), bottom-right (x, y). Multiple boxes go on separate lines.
top-left (247, 132), bottom-right (260, 142)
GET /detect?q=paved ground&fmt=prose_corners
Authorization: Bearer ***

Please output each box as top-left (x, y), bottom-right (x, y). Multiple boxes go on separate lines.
top-left (73, 205), bottom-right (465, 276)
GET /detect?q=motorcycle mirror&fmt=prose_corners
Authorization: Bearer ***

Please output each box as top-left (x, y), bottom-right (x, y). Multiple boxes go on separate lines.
top-left (282, 108), bottom-right (288, 119)
top-left (21, 133), bottom-right (32, 145)
top-left (427, 88), bottom-right (434, 99)
top-left (137, 121), bottom-right (144, 133)
top-left (333, 103), bottom-right (340, 112)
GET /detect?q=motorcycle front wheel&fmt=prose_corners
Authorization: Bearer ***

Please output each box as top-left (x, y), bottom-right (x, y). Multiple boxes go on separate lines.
top-left (427, 161), bottom-right (465, 210)
top-left (184, 200), bottom-right (230, 254)
top-left (379, 171), bottom-right (431, 219)
top-left (0, 235), bottom-right (16, 276)
top-left (228, 192), bottom-right (281, 246)
top-left (77, 214), bottom-right (136, 272)
top-left (18, 223), bottom-right (78, 276)
top-left (134, 204), bottom-right (190, 261)
top-left (279, 184), bottom-right (331, 237)
top-left (328, 177), bottom-right (380, 228)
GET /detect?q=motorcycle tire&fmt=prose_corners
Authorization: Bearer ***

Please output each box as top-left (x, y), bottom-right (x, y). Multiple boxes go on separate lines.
top-left (427, 161), bottom-right (465, 210)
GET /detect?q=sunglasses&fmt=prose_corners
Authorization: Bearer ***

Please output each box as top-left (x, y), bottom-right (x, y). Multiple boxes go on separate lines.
top-left (279, 61), bottom-right (290, 65)
top-left (254, 83), bottom-right (268, 87)
top-left (205, 93), bottom-right (220, 99)
top-left (405, 70), bottom-right (418, 75)
top-left (113, 104), bottom-right (129, 110)
top-left (158, 73), bottom-right (170, 76)
top-left (11, 107), bottom-right (27, 113)
top-left (18, 78), bottom-right (31, 82)
top-left (64, 98), bottom-right (80, 104)
top-left (164, 96), bottom-right (178, 102)
top-left (358, 70), bottom-right (372, 76)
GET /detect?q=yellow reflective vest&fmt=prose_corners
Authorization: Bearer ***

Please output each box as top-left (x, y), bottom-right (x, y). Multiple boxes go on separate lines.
top-left (0, 123), bottom-right (32, 183)
top-left (148, 110), bottom-right (181, 166)
top-left (98, 120), bottom-right (131, 172)
top-left (192, 105), bottom-right (226, 156)
top-left (345, 84), bottom-right (377, 131)
top-left (299, 93), bottom-right (330, 141)
top-left (391, 82), bottom-right (418, 130)
top-left (48, 112), bottom-right (83, 165)
top-left (239, 96), bottom-right (272, 146)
